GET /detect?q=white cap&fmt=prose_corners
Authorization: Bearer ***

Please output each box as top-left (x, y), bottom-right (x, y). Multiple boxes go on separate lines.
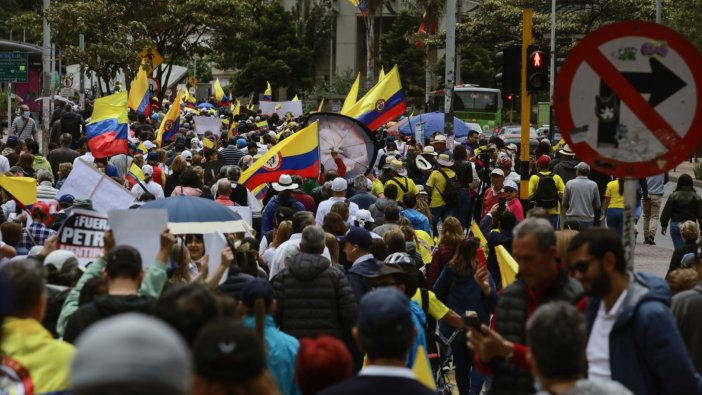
top-left (490, 168), bottom-right (505, 177)
top-left (504, 180), bottom-right (519, 191)
top-left (353, 209), bottom-right (375, 224)
top-left (180, 150), bottom-right (193, 161)
top-left (142, 164), bottom-right (154, 176)
top-left (331, 177), bottom-right (348, 192)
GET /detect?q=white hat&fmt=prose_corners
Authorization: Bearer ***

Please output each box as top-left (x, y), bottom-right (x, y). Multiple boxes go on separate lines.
top-left (559, 144), bottom-right (576, 156)
top-left (504, 180), bottom-right (519, 191)
top-left (433, 134), bottom-right (447, 143)
top-left (436, 153), bottom-right (454, 167)
top-left (416, 185), bottom-right (428, 195)
top-left (416, 155), bottom-right (432, 171)
top-left (331, 177), bottom-right (348, 192)
top-left (180, 150), bottom-right (193, 161)
top-left (389, 159), bottom-right (407, 177)
top-left (353, 209), bottom-right (375, 225)
top-left (506, 143), bottom-right (518, 152)
top-left (272, 174), bottom-right (298, 191)
top-left (44, 250), bottom-right (79, 270)
top-left (422, 146), bottom-right (437, 156)
top-left (143, 141), bottom-right (155, 150)
top-left (490, 168), bottom-right (505, 177)
top-left (142, 164), bottom-right (154, 177)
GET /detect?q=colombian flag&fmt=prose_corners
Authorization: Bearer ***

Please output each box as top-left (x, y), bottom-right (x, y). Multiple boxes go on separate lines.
top-left (347, 0), bottom-right (368, 16)
top-left (87, 91), bottom-right (129, 158)
top-left (0, 175), bottom-right (37, 207)
top-left (342, 65), bottom-right (406, 131)
top-left (341, 72), bottom-right (360, 114)
top-left (156, 90), bottom-right (183, 145)
top-left (239, 122), bottom-right (320, 191)
top-left (263, 81), bottom-right (272, 101)
top-left (128, 67), bottom-right (150, 116)
top-left (214, 78), bottom-right (229, 104)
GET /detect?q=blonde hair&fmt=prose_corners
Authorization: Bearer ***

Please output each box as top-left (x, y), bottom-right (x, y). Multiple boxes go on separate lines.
top-left (325, 232), bottom-right (340, 265)
top-left (171, 155), bottom-right (187, 173)
top-left (556, 229), bottom-right (579, 268)
top-left (271, 221), bottom-right (293, 248)
top-left (667, 268), bottom-right (699, 295)
top-left (58, 162), bottom-right (73, 179)
top-left (680, 220), bottom-right (700, 243)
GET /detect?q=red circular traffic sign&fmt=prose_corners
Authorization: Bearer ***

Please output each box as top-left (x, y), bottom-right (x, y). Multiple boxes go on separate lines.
top-left (554, 21), bottom-right (702, 178)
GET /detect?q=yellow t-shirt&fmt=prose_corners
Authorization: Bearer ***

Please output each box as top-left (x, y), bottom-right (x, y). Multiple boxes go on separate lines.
top-left (385, 176), bottom-right (419, 202)
top-left (528, 171), bottom-right (565, 215)
top-left (605, 180), bottom-right (625, 209)
top-left (411, 289), bottom-right (450, 321)
top-left (370, 178), bottom-right (384, 197)
top-left (426, 168), bottom-right (457, 208)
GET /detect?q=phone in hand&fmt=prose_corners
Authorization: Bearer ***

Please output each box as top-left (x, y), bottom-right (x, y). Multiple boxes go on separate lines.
top-left (498, 196), bottom-right (506, 207)
top-left (462, 311), bottom-right (482, 333)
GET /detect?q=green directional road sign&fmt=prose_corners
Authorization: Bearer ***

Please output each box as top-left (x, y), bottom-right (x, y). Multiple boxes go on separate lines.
top-left (0, 52), bottom-right (28, 83)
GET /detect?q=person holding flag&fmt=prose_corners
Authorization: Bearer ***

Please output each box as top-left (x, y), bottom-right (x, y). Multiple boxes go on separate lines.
top-left (156, 90), bottom-right (183, 145)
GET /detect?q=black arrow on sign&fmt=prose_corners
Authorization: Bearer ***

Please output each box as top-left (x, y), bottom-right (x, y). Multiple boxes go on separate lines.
top-left (621, 57), bottom-right (687, 107)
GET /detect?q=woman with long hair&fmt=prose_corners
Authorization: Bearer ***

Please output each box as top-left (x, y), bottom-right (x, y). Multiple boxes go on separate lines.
top-left (165, 155), bottom-right (187, 196)
top-left (262, 221), bottom-right (293, 267)
top-left (661, 173), bottom-right (702, 249)
top-left (427, 216), bottom-right (464, 288)
top-left (171, 168), bottom-right (203, 197)
top-left (322, 212), bottom-right (348, 237)
top-left (433, 238), bottom-right (496, 395)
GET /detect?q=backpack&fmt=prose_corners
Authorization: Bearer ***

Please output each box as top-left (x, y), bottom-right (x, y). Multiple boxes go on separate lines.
top-left (437, 169), bottom-right (460, 207)
top-left (532, 172), bottom-right (559, 209)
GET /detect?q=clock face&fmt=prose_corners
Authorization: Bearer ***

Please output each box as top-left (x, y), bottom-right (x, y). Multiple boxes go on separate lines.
top-left (307, 113), bottom-right (377, 179)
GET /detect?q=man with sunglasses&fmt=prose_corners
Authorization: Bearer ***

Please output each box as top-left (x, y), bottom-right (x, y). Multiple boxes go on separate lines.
top-left (568, 228), bottom-right (702, 395)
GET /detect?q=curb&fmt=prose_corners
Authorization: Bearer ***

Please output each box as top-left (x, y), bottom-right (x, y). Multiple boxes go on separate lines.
top-left (669, 174), bottom-right (702, 188)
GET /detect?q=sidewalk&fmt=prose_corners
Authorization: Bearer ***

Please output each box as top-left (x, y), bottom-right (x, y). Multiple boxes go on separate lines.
top-left (668, 159), bottom-right (702, 186)
top-left (634, 243), bottom-right (672, 278)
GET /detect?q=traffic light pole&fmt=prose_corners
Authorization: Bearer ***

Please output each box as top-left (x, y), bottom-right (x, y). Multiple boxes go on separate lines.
top-left (443, 0), bottom-right (457, 138)
top-left (519, 8), bottom-right (532, 200)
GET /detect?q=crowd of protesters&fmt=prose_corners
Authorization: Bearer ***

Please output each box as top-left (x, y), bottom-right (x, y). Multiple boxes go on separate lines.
top-left (0, 95), bottom-right (702, 395)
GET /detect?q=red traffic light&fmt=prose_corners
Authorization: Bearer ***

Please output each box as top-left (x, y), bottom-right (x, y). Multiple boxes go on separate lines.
top-left (530, 50), bottom-right (545, 69)
top-left (507, 94), bottom-right (513, 100)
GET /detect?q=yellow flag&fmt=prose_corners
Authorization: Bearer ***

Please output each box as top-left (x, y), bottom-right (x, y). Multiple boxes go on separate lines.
top-left (0, 175), bottom-right (37, 206)
top-left (317, 97), bottom-right (325, 112)
top-left (552, 138), bottom-right (565, 151)
top-left (232, 99), bottom-right (241, 115)
top-left (471, 222), bottom-right (488, 252)
top-left (341, 72), bottom-right (360, 114)
top-left (495, 245), bottom-right (519, 287)
top-left (292, 95), bottom-right (299, 101)
top-left (379, 66), bottom-right (386, 81)
top-left (129, 163), bottom-right (145, 182)
top-left (203, 138), bottom-right (214, 149)
top-left (256, 120), bottom-right (268, 128)
top-left (412, 345), bottom-right (436, 391)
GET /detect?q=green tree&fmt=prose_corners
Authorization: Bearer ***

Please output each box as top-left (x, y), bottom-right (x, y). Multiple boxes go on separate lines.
top-left (379, 11), bottom-right (426, 108)
top-left (211, 0), bottom-right (314, 100)
top-left (47, 0), bottom-right (249, 98)
top-left (664, 0), bottom-right (702, 51)
top-left (290, 0), bottom-right (332, 79)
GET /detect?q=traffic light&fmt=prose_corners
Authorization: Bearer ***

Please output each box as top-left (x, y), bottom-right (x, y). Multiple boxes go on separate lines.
top-left (495, 45), bottom-right (521, 93)
top-left (526, 45), bottom-right (550, 93)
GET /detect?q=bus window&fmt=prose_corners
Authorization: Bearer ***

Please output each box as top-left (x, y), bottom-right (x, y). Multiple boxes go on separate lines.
top-left (454, 91), bottom-right (498, 112)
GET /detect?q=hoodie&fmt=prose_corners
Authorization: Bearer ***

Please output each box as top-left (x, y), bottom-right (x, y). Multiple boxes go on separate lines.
top-left (586, 272), bottom-right (702, 395)
top-left (272, 253), bottom-right (357, 339)
top-left (554, 158), bottom-right (579, 184)
top-left (369, 197), bottom-right (399, 225)
top-left (63, 293), bottom-right (157, 344)
top-left (33, 155), bottom-right (53, 174)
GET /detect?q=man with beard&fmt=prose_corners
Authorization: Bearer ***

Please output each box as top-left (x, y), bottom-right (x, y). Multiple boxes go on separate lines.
top-left (567, 228), bottom-right (702, 395)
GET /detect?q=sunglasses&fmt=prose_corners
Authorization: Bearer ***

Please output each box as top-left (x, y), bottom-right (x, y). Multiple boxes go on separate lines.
top-left (571, 257), bottom-right (598, 274)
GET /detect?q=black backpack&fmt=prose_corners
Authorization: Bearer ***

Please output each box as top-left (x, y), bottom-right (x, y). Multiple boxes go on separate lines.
top-left (532, 172), bottom-right (559, 209)
top-left (437, 168), bottom-right (460, 207)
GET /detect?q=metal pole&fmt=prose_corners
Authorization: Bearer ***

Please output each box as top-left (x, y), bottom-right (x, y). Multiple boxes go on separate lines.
top-left (549, 0), bottom-right (556, 144)
top-left (7, 83), bottom-right (11, 136)
top-left (623, 178), bottom-right (637, 270)
top-left (329, 0), bottom-right (334, 88)
top-left (41, 0), bottom-right (52, 134)
top-left (519, 9), bottom-right (533, 200)
top-left (455, 0), bottom-right (462, 85)
top-left (79, 33), bottom-right (85, 110)
top-left (443, 0), bottom-right (456, 137)
top-left (656, 0), bottom-right (662, 23)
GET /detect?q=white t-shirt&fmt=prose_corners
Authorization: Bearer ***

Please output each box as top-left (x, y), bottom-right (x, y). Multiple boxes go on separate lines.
top-left (586, 290), bottom-right (628, 382)
top-left (268, 233), bottom-right (331, 279)
top-left (315, 197), bottom-right (359, 227)
top-left (131, 179), bottom-right (165, 199)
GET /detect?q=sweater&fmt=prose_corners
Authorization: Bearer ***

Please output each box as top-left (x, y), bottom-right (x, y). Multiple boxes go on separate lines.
top-left (660, 186), bottom-right (702, 226)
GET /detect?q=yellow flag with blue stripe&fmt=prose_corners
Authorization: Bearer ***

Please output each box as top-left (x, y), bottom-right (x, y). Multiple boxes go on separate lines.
top-left (341, 72), bottom-right (360, 114)
top-left (470, 222), bottom-right (488, 252)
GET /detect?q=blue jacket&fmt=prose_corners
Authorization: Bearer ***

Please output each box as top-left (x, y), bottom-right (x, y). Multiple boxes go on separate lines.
top-left (401, 208), bottom-right (432, 235)
top-left (433, 264), bottom-right (497, 338)
top-left (346, 256), bottom-right (381, 303)
top-left (261, 196), bottom-right (304, 234)
top-left (243, 315), bottom-right (300, 395)
top-left (586, 272), bottom-right (702, 395)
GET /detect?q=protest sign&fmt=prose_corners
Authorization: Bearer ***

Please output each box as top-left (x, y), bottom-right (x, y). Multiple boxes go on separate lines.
top-left (204, 231), bottom-right (228, 285)
top-left (56, 159), bottom-right (135, 213)
top-left (230, 206), bottom-right (252, 228)
top-left (259, 101), bottom-right (303, 117)
top-left (108, 209), bottom-right (169, 268)
top-left (193, 116), bottom-right (222, 137)
top-left (57, 209), bottom-right (109, 266)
